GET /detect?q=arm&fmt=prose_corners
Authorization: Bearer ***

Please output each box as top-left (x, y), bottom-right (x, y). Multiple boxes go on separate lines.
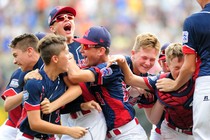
top-left (27, 110), bottom-right (87, 138)
top-left (67, 57), bottom-right (95, 83)
top-left (4, 92), bottom-right (23, 112)
top-left (156, 54), bottom-right (196, 92)
top-left (41, 77), bottom-right (82, 114)
top-left (144, 100), bottom-right (165, 125)
top-left (115, 55), bottom-right (149, 89)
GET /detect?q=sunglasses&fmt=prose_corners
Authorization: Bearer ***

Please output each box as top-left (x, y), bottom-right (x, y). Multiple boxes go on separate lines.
top-left (51, 14), bottom-right (74, 24)
top-left (81, 44), bottom-right (101, 50)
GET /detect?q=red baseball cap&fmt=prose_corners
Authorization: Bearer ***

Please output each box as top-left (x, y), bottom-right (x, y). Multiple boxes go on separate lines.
top-left (48, 6), bottom-right (76, 26)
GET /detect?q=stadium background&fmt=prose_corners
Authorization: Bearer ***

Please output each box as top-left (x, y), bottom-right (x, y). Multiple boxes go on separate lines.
top-left (0, 0), bottom-right (200, 137)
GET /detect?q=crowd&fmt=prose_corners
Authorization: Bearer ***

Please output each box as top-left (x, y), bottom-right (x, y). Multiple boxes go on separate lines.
top-left (0, 0), bottom-right (200, 91)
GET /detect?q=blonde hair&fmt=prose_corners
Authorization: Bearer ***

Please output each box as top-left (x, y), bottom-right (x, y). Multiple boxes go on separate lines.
top-left (165, 43), bottom-right (184, 65)
top-left (132, 33), bottom-right (160, 52)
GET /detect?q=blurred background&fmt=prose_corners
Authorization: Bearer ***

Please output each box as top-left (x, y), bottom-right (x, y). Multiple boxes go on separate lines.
top-left (0, 0), bottom-right (200, 137)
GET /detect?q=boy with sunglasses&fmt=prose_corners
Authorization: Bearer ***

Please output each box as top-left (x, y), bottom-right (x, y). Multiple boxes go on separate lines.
top-left (67, 25), bottom-right (148, 140)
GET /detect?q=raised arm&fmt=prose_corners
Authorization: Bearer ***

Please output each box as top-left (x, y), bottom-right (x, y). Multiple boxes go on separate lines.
top-left (67, 56), bottom-right (95, 83)
top-left (112, 55), bottom-right (149, 90)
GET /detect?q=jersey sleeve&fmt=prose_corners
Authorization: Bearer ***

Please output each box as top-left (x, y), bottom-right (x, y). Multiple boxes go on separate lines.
top-left (182, 17), bottom-right (197, 54)
top-left (23, 79), bottom-right (42, 111)
top-left (89, 63), bottom-right (118, 85)
top-left (143, 75), bottom-right (158, 91)
top-left (1, 68), bottom-right (23, 100)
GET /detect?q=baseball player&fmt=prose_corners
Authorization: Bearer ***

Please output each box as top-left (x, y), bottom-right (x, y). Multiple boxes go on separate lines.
top-left (67, 26), bottom-right (148, 140)
top-left (120, 33), bottom-right (161, 139)
top-left (0, 33), bottom-right (46, 140)
top-left (46, 6), bottom-right (107, 140)
top-left (156, 1), bottom-right (210, 139)
top-left (149, 43), bottom-right (170, 140)
top-left (110, 43), bottom-right (194, 140)
top-left (17, 34), bottom-right (87, 140)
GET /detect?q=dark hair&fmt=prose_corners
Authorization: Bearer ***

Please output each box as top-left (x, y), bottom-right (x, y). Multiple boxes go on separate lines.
top-left (9, 33), bottom-right (39, 52)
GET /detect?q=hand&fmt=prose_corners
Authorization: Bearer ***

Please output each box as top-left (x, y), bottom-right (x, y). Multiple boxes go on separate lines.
top-left (156, 78), bottom-right (176, 92)
top-left (81, 100), bottom-right (102, 112)
top-left (67, 126), bottom-right (87, 139)
top-left (24, 69), bottom-right (42, 82)
top-left (107, 55), bottom-right (126, 68)
top-left (129, 86), bottom-right (150, 98)
top-left (40, 98), bottom-right (53, 114)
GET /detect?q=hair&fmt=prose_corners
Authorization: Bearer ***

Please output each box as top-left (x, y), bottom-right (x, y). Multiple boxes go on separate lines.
top-left (165, 43), bottom-right (184, 65)
top-left (37, 33), bottom-right (67, 65)
top-left (9, 33), bottom-right (39, 52)
top-left (132, 33), bottom-right (160, 52)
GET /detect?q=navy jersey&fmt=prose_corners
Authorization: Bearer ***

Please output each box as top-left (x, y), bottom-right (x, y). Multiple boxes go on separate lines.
top-left (68, 36), bottom-right (85, 68)
top-left (88, 62), bottom-right (135, 131)
top-left (18, 70), bottom-right (66, 138)
top-left (1, 68), bottom-right (23, 127)
top-left (61, 38), bottom-right (86, 114)
top-left (182, 3), bottom-right (210, 77)
top-left (144, 73), bottom-right (194, 129)
top-left (18, 57), bottom-right (44, 87)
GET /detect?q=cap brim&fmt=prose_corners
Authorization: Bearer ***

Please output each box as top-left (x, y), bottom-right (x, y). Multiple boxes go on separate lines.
top-left (73, 38), bottom-right (98, 45)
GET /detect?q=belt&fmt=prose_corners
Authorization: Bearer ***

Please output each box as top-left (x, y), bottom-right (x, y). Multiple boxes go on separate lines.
top-left (22, 133), bottom-right (55, 140)
top-left (167, 123), bottom-right (192, 135)
top-left (107, 117), bottom-right (139, 138)
top-left (70, 110), bottom-right (91, 119)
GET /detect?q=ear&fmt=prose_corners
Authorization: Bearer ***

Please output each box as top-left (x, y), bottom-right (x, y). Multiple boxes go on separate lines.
top-left (51, 55), bottom-right (59, 64)
top-left (50, 25), bottom-right (56, 33)
top-left (27, 47), bottom-right (34, 56)
top-left (131, 50), bottom-right (135, 59)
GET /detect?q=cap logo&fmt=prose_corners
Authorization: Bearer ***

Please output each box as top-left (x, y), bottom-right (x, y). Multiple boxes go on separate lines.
top-left (84, 30), bottom-right (90, 38)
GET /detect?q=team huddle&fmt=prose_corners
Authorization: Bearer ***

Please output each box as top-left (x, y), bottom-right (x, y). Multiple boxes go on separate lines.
top-left (0, 0), bottom-right (210, 140)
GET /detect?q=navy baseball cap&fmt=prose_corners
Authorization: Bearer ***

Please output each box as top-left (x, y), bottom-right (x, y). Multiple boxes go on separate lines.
top-left (159, 43), bottom-right (170, 60)
top-left (48, 6), bottom-right (76, 26)
top-left (35, 32), bottom-right (46, 40)
top-left (74, 26), bottom-right (111, 48)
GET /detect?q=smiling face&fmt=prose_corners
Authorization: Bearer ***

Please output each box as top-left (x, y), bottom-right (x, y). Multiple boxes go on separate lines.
top-left (11, 47), bottom-right (34, 72)
top-left (131, 47), bottom-right (159, 75)
top-left (50, 13), bottom-right (75, 43)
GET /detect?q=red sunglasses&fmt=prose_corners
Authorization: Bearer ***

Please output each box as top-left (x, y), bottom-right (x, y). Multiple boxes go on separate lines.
top-left (52, 14), bottom-right (74, 24)
top-left (81, 44), bottom-right (101, 50)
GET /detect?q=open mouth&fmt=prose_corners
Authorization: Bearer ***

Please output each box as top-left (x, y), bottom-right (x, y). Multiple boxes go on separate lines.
top-left (63, 24), bottom-right (71, 32)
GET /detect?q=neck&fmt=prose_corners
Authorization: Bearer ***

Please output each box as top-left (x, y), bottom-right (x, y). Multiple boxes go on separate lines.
top-left (66, 36), bottom-right (73, 44)
top-left (200, 1), bottom-right (210, 8)
top-left (44, 66), bottom-right (59, 81)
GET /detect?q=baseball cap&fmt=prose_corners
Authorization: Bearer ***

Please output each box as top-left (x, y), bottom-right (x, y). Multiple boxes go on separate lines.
top-left (35, 32), bottom-right (46, 40)
top-left (74, 26), bottom-right (111, 48)
top-left (48, 6), bottom-right (76, 26)
top-left (159, 43), bottom-right (170, 60)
